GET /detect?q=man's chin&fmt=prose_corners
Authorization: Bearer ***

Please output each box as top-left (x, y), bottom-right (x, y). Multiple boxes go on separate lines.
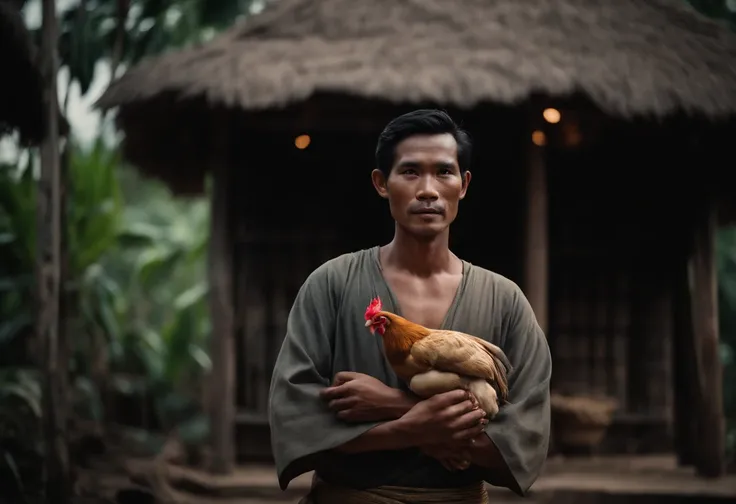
top-left (401, 223), bottom-right (448, 239)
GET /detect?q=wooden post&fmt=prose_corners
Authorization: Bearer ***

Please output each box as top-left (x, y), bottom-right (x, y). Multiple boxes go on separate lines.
top-left (523, 108), bottom-right (549, 333)
top-left (687, 197), bottom-right (725, 477)
top-left (208, 114), bottom-right (235, 474)
top-left (672, 247), bottom-right (697, 467)
top-left (37, 0), bottom-right (70, 501)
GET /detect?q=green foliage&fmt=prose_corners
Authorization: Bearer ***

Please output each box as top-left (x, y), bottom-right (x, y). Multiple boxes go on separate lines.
top-left (0, 140), bottom-right (211, 441)
top-left (0, 140), bottom-right (123, 366)
top-left (0, 368), bottom-right (43, 503)
top-left (0, 158), bottom-right (35, 362)
top-left (102, 166), bottom-right (211, 395)
top-left (50, 0), bottom-right (261, 95)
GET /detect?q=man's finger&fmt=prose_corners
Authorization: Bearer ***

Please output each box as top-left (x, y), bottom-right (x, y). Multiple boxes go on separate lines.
top-left (336, 408), bottom-right (359, 421)
top-left (452, 423), bottom-right (487, 442)
top-left (450, 408), bottom-right (487, 430)
top-left (328, 397), bottom-right (354, 411)
top-left (333, 371), bottom-right (361, 385)
top-left (440, 459), bottom-right (456, 472)
top-left (319, 384), bottom-right (350, 400)
top-left (432, 389), bottom-right (471, 407)
top-left (441, 399), bottom-right (476, 420)
top-left (446, 457), bottom-right (467, 471)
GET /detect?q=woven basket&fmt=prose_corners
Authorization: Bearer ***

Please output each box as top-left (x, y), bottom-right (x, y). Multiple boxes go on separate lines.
top-left (551, 394), bottom-right (618, 449)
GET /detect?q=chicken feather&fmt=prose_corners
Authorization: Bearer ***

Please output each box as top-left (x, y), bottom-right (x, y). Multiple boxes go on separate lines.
top-left (410, 330), bottom-right (510, 400)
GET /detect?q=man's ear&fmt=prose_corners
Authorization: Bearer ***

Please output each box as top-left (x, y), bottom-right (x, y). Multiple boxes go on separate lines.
top-left (459, 171), bottom-right (472, 200)
top-left (371, 169), bottom-right (389, 199)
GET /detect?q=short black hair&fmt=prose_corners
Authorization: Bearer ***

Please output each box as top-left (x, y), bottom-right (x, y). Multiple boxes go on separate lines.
top-left (375, 109), bottom-right (472, 177)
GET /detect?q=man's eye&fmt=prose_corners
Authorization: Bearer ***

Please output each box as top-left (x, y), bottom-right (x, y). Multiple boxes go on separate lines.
top-left (402, 169), bottom-right (417, 175)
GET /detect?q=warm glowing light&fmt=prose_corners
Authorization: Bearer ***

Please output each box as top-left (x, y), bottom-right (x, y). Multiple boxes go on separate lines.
top-left (531, 130), bottom-right (546, 146)
top-left (563, 122), bottom-right (582, 147)
top-left (295, 134), bottom-right (311, 149)
top-left (543, 108), bottom-right (561, 124)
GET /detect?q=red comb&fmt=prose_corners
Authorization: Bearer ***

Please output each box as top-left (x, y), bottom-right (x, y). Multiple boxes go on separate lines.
top-left (364, 297), bottom-right (383, 320)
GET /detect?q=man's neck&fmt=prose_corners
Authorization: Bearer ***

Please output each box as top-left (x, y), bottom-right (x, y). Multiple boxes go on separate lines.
top-left (381, 225), bottom-right (458, 277)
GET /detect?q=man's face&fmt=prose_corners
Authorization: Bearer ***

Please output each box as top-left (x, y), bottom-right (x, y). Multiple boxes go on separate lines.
top-left (372, 133), bottom-right (471, 238)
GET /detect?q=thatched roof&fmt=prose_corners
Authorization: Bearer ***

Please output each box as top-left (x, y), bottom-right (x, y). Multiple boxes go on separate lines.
top-left (0, 0), bottom-right (67, 145)
top-left (98, 0), bottom-right (736, 118)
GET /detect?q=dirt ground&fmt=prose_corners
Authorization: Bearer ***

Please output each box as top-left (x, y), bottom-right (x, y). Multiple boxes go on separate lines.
top-left (72, 431), bottom-right (736, 504)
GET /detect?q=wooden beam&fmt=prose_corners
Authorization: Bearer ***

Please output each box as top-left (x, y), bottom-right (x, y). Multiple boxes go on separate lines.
top-left (208, 117), bottom-right (236, 474)
top-left (688, 197), bottom-right (726, 477)
top-left (38, 0), bottom-right (70, 501)
top-left (522, 108), bottom-right (549, 333)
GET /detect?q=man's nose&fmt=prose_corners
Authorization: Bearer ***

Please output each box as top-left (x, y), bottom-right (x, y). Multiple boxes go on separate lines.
top-left (416, 176), bottom-right (440, 200)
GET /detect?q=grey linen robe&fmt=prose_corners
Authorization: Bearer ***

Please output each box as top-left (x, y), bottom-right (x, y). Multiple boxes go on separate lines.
top-left (268, 246), bottom-right (552, 496)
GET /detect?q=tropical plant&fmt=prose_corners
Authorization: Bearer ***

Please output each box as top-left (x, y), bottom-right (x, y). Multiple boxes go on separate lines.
top-left (0, 139), bottom-right (123, 368)
top-left (0, 140), bottom-right (211, 444)
top-left (0, 157), bottom-right (36, 367)
top-left (41, 0), bottom-right (262, 97)
top-left (102, 170), bottom-right (211, 436)
top-left (0, 367), bottom-right (43, 504)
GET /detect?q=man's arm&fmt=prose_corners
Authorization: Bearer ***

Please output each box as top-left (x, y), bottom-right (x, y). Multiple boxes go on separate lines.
top-left (334, 418), bottom-right (415, 453)
top-left (269, 261), bottom-right (387, 489)
top-left (332, 389), bottom-right (487, 455)
top-left (321, 371), bottom-right (419, 424)
top-left (479, 284), bottom-right (552, 496)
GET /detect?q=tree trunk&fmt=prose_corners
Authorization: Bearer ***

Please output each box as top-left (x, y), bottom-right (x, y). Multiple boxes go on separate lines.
top-left (37, 0), bottom-right (70, 501)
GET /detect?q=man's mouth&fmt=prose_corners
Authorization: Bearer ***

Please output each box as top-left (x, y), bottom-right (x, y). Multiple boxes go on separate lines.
top-left (412, 208), bottom-right (443, 215)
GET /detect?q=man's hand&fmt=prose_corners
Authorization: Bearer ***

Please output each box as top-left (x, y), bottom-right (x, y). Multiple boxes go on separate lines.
top-left (320, 372), bottom-right (417, 422)
top-left (399, 389), bottom-right (487, 447)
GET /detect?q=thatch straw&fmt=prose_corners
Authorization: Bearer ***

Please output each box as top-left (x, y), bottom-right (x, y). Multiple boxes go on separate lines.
top-left (98, 0), bottom-right (736, 118)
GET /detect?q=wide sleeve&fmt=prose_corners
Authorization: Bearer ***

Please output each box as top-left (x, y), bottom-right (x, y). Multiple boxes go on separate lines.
top-left (482, 284), bottom-right (552, 496)
top-left (268, 262), bottom-right (382, 490)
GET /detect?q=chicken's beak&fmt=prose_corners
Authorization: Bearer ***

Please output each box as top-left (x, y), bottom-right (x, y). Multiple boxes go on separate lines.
top-left (365, 319), bottom-right (372, 327)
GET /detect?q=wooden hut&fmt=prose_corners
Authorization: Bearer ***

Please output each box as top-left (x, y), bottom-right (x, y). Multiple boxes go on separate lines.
top-left (97, 0), bottom-right (736, 478)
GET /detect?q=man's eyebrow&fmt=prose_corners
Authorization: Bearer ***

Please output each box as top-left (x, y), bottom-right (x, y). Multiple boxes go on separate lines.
top-left (396, 160), bottom-right (456, 169)
top-left (396, 160), bottom-right (421, 168)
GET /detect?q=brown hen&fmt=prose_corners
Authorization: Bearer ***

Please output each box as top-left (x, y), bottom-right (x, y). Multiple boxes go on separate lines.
top-left (364, 297), bottom-right (512, 418)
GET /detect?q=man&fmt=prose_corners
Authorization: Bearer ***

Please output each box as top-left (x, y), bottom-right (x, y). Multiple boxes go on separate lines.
top-left (269, 109), bottom-right (551, 504)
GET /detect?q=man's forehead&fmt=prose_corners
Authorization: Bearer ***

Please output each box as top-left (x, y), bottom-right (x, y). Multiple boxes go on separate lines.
top-left (394, 133), bottom-right (458, 164)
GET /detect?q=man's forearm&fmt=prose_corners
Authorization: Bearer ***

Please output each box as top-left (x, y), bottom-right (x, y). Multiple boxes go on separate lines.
top-left (334, 418), bottom-right (414, 454)
top-left (386, 391), bottom-right (420, 419)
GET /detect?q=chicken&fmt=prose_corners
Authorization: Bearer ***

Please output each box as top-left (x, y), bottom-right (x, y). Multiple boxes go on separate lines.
top-left (364, 297), bottom-right (512, 418)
